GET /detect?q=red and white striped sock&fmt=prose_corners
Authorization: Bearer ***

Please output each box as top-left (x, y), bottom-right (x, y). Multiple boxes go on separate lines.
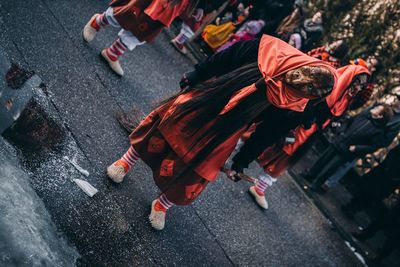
top-left (106, 38), bottom-right (127, 61)
top-left (155, 194), bottom-right (174, 212)
top-left (97, 13), bottom-right (109, 27)
top-left (175, 33), bottom-right (188, 45)
top-left (94, 13), bottom-right (109, 30)
top-left (120, 146), bottom-right (140, 170)
top-left (255, 179), bottom-right (268, 196)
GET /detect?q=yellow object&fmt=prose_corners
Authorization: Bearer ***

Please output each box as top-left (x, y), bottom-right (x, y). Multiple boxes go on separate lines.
top-left (202, 21), bottom-right (236, 50)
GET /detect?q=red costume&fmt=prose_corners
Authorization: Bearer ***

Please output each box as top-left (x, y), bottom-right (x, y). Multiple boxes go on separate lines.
top-left (128, 35), bottom-right (337, 205)
top-left (307, 46), bottom-right (341, 69)
top-left (110, 0), bottom-right (190, 42)
top-left (257, 64), bottom-right (370, 177)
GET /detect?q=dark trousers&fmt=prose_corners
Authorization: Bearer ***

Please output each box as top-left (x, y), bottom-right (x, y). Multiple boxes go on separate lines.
top-left (309, 145), bottom-right (348, 189)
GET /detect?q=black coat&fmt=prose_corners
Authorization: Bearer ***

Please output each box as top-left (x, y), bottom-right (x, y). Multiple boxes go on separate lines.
top-left (332, 110), bottom-right (391, 159)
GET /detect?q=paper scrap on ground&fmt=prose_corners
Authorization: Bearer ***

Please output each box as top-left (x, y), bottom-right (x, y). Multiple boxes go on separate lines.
top-left (64, 156), bottom-right (89, 177)
top-left (73, 179), bottom-right (98, 197)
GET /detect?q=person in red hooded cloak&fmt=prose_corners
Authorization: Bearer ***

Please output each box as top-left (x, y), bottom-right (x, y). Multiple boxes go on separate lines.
top-left (106, 35), bottom-right (337, 230)
top-left (82, 0), bottom-right (198, 76)
top-left (242, 63), bottom-right (370, 209)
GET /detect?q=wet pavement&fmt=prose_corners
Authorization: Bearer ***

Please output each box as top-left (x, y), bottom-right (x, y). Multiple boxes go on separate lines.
top-left (0, 0), bottom-right (363, 266)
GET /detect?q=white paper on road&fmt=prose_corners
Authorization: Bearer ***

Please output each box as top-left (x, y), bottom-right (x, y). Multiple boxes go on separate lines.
top-left (73, 179), bottom-right (98, 197)
top-left (64, 156), bottom-right (90, 177)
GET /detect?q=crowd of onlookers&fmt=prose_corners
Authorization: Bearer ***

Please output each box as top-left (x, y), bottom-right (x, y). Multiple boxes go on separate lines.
top-left (170, 0), bottom-right (400, 264)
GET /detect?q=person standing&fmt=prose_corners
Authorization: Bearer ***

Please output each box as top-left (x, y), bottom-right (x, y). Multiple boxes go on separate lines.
top-left (307, 104), bottom-right (394, 191)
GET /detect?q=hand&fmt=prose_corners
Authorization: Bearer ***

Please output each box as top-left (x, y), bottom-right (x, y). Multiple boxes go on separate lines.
top-left (192, 8), bottom-right (204, 22)
top-left (231, 162), bottom-right (244, 173)
top-left (179, 73), bottom-right (189, 90)
top-left (349, 145), bottom-right (356, 152)
top-left (232, 173), bottom-right (242, 182)
top-left (179, 70), bottom-right (198, 90)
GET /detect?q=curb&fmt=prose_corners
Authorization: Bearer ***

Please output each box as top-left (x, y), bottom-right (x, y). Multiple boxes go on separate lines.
top-left (288, 169), bottom-right (372, 266)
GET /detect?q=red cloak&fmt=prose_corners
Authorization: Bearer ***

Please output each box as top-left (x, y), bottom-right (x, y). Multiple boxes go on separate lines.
top-left (157, 35), bottom-right (337, 181)
top-left (128, 35), bottom-right (337, 204)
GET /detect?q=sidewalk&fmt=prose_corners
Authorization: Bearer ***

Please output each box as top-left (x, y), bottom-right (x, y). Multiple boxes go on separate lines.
top-left (289, 136), bottom-right (400, 266)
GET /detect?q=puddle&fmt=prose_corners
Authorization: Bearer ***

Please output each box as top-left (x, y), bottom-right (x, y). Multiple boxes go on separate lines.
top-left (3, 98), bottom-right (66, 157)
top-left (5, 63), bottom-right (35, 89)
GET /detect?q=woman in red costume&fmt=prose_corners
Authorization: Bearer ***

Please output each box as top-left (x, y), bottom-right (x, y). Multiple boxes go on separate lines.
top-left (242, 63), bottom-right (370, 209)
top-left (106, 35), bottom-right (336, 230)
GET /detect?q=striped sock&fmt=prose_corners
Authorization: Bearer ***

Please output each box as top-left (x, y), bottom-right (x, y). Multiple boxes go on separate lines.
top-left (106, 38), bottom-right (127, 61)
top-left (90, 13), bottom-right (109, 31)
top-left (175, 33), bottom-right (188, 45)
top-left (255, 179), bottom-right (268, 196)
top-left (120, 146), bottom-right (140, 170)
top-left (95, 13), bottom-right (109, 29)
top-left (155, 194), bottom-right (174, 212)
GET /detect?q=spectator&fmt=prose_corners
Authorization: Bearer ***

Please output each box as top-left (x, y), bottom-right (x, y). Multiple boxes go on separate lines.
top-left (289, 11), bottom-right (324, 51)
top-left (349, 146), bottom-right (400, 263)
top-left (304, 104), bottom-right (394, 192)
top-left (254, 0), bottom-right (296, 35)
top-left (201, 2), bottom-right (252, 51)
top-left (343, 143), bottom-right (400, 219)
top-left (276, 0), bottom-right (305, 42)
top-left (307, 39), bottom-right (349, 68)
top-left (216, 19), bottom-right (265, 52)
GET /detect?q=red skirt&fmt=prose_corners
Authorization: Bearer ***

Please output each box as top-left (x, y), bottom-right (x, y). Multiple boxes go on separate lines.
top-left (129, 109), bottom-right (209, 206)
top-left (110, 0), bottom-right (164, 42)
top-left (257, 144), bottom-right (291, 178)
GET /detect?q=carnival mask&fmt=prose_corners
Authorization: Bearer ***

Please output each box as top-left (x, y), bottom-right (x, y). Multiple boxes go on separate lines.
top-left (347, 74), bottom-right (369, 97)
top-left (284, 65), bottom-right (334, 97)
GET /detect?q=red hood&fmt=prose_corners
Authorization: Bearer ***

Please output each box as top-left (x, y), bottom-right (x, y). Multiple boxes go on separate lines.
top-left (327, 64), bottom-right (370, 116)
top-left (258, 35), bottom-right (338, 112)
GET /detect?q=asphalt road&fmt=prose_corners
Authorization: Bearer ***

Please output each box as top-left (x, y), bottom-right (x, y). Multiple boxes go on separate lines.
top-left (0, 0), bottom-right (362, 266)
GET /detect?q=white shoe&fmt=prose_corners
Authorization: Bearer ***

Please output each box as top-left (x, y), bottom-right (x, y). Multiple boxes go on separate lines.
top-left (149, 200), bottom-right (166, 230)
top-left (83, 14), bottom-right (99, 42)
top-left (106, 160), bottom-right (128, 183)
top-left (101, 49), bottom-right (124, 76)
top-left (249, 186), bottom-right (268, 209)
top-left (170, 39), bottom-right (187, 55)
